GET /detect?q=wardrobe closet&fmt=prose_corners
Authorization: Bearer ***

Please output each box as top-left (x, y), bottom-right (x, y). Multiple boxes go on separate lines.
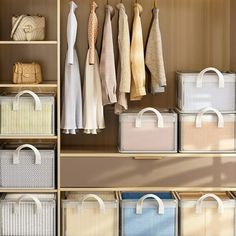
top-left (0, 0), bottom-right (236, 235)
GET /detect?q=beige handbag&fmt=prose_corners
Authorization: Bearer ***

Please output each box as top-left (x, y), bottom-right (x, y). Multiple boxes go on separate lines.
top-left (11, 15), bottom-right (45, 41)
top-left (13, 63), bottom-right (42, 84)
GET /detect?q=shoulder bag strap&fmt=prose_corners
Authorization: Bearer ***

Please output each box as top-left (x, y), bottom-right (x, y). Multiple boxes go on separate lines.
top-left (11, 15), bottom-right (26, 38)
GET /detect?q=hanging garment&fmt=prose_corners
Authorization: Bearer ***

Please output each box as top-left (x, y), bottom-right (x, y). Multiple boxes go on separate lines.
top-left (114, 3), bottom-right (131, 115)
top-left (100, 5), bottom-right (117, 105)
top-left (146, 8), bottom-right (166, 94)
top-left (83, 1), bottom-right (105, 134)
top-left (130, 3), bottom-right (146, 101)
top-left (61, 1), bottom-right (83, 134)
top-left (88, 1), bottom-right (99, 65)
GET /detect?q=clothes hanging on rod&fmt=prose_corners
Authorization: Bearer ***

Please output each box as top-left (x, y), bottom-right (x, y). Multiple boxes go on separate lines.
top-left (145, 7), bottom-right (167, 94)
top-left (115, 3), bottom-right (131, 114)
top-left (83, 1), bottom-right (105, 134)
top-left (130, 3), bottom-right (146, 101)
top-left (100, 4), bottom-right (117, 105)
top-left (61, 1), bottom-right (83, 134)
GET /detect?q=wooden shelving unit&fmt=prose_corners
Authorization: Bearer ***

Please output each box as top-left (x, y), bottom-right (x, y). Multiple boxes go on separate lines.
top-left (0, 41), bottom-right (58, 45)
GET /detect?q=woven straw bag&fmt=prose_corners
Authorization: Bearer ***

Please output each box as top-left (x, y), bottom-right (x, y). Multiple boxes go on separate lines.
top-left (11, 15), bottom-right (45, 41)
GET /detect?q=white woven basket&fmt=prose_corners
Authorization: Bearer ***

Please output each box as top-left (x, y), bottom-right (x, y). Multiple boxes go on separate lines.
top-left (0, 144), bottom-right (55, 188)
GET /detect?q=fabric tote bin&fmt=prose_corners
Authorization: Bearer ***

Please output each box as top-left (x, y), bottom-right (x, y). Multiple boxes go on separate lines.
top-left (120, 192), bottom-right (178, 236)
top-left (179, 107), bottom-right (236, 152)
top-left (62, 192), bottom-right (119, 236)
top-left (0, 90), bottom-right (55, 135)
top-left (177, 67), bottom-right (236, 112)
top-left (176, 192), bottom-right (236, 236)
top-left (0, 144), bottom-right (55, 188)
top-left (0, 193), bottom-right (56, 236)
top-left (119, 108), bottom-right (177, 153)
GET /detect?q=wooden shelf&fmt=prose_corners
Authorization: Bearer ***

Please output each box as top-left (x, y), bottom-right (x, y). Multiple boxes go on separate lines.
top-left (60, 147), bottom-right (236, 158)
top-left (0, 188), bottom-right (58, 193)
top-left (0, 136), bottom-right (58, 140)
top-left (0, 41), bottom-right (57, 45)
top-left (0, 81), bottom-right (57, 88)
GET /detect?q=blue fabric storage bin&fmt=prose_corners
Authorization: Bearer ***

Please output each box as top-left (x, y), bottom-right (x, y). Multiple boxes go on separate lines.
top-left (121, 192), bottom-right (178, 236)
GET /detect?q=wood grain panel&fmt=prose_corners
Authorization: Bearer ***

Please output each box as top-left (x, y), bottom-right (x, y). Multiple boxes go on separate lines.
top-left (230, 0), bottom-right (236, 71)
top-left (61, 156), bottom-right (236, 188)
top-left (60, 0), bottom-right (231, 149)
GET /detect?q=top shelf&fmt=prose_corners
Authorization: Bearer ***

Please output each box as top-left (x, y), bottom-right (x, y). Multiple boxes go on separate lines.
top-left (0, 41), bottom-right (57, 45)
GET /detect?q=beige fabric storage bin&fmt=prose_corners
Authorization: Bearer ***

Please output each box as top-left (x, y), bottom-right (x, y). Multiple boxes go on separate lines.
top-left (119, 108), bottom-right (177, 153)
top-left (177, 67), bottom-right (236, 112)
top-left (0, 90), bottom-right (55, 135)
top-left (176, 192), bottom-right (236, 236)
top-left (62, 192), bottom-right (119, 236)
top-left (179, 107), bottom-right (236, 152)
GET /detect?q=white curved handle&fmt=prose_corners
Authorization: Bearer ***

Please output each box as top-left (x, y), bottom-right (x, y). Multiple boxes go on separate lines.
top-left (13, 144), bottom-right (41, 165)
top-left (14, 194), bottom-right (42, 214)
top-left (196, 107), bottom-right (224, 128)
top-left (196, 67), bottom-right (224, 88)
top-left (196, 193), bottom-right (224, 214)
top-left (13, 90), bottom-right (42, 111)
top-left (135, 108), bottom-right (164, 128)
top-left (136, 194), bottom-right (165, 215)
top-left (81, 194), bottom-right (106, 214)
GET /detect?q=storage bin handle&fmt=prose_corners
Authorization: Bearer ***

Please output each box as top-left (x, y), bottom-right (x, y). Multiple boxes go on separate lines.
top-left (196, 193), bottom-right (224, 214)
top-left (13, 90), bottom-right (42, 111)
top-left (135, 108), bottom-right (164, 128)
top-left (136, 194), bottom-right (165, 215)
top-left (81, 194), bottom-right (106, 214)
top-left (13, 194), bottom-right (42, 215)
top-left (13, 144), bottom-right (41, 165)
top-left (196, 67), bottom-right (224, 88)
top-left (196, 107), bottom-right (224, 128)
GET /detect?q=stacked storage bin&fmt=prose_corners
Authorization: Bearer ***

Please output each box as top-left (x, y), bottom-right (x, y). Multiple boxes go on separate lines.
top-left (176, 192), bottom-right (236, 236)
top-left (177, 67), bottom-right (236, 152)
top-left (119, 108), bottom-right (178, 153)
top-left (62, 192), bottom-right (119, 236)
top-left (120, 192), bottom-right (178, 236)
top-left (0, 193), bottom-right (56, 236)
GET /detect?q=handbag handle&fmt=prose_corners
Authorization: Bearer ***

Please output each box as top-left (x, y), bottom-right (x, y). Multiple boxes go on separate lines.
top-left (11, 15), bottom-right (26, 38)
top-left (196, 193), bottom-right (224, 214)
top-left (13, 90), bottom-right (42, 111)
top-left (81, 194), bottom-right (106, 214)
top-left (13, 144), bottom-right (41, 165)
top-left (135, 107), bottom-right (164, 128)
top-left (136, 194), bottom-right (165, 215)
top-left (195, 107), bottom-right (224, 128)
top-left (196, 67), bottom-right (224, 88)
top-left (13, 194), bottom-right (42, 214)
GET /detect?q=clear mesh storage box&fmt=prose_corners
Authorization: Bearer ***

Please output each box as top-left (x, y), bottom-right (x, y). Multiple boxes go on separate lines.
top-left (0, 90), bottom-right (55, 135)
top-left (62, 192), bottom-right (119, 236)
top-left (179, 107), bottom-right (236, 152)
top-left (0, 144), bottom-right (55, 188)
top-left (0, 193), bottom-right (56, 236)
top-left (176, 192), bottom-right (236, 236)
top-left (119, 108), bottom-right (177, 153)
top-left (120, 192), bottom-right (178, 236)
top-left (177, 67), bottom-right (236, 112)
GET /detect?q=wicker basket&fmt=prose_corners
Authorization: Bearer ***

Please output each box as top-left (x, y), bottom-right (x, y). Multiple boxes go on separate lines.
top-left (0, 144), bottom-right (55, 188)
top-left (179, 107), bottom-right (236, 152)
top-left (120, 192), bottom-right (178, 236)
top-left (0, 90), bottom-right (55, 135)
top-left (0, 193), bottom-right (56, 236)
top-left (177, 67), bottom-right (236, 112)
top-left (176, 192), bottom-right (236, 236)
top-left (62, 192), bottom-right (119, 236)
top-left (119, 108), bottom-right (177, 153)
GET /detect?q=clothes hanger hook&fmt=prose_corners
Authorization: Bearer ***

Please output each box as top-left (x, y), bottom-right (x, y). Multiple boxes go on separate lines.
top-left (154, 0), bottom-right (158, 8)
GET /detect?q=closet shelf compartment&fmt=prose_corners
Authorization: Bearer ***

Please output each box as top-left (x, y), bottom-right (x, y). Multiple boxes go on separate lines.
top-left (0, 41), bottom-right (58, 45)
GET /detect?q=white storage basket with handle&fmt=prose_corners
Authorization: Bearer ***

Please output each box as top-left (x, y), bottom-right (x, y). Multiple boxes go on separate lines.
top-left (119, 108), bottom-right (177, 153)
top-left (177, 67), bottom-right (236, 112)
top-left (0, 144), bottom-right (55, 188)
top-left (0, 90), bottom-right (55, 135)
top-left (0, 193), bottom-right (56, 236)
top-left (179, 107), bottom-right (236, 152)
top-left (62, 193), bottom-right (119, 236)
top-left (176, 192), bottom-right (236, 236)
